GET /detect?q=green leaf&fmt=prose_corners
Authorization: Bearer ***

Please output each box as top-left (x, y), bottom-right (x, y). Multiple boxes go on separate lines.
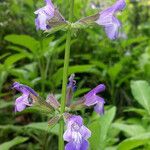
top-left (0, 125), bottom-right (21, 131)
top-left (124, 107), bottom-right (147, 116)
top-left (0, 70), bottom-right (8, 92)
top-left (0, 101), bottom-right (13, 109)
top-left (89, 107), bottom-right (116, 150)
top-left (118, 133), bottom-right (150, 150)
top-left (4, 34), bottom-right (39, 53)
top-left (112, 123), bottom-right (146, 137)
top-left (0, 136), bottom-right (28, 150)
top-left (51, 65), bottom-right (95, 86)
top-left (4, 53), bottom-right (27, 67)
top-left (131, 80), bottom-right (150, 113)
top-left (0, 53), bottom-right (10, 60)
top-left (74, 88), bottom-right (90, 97)
top-left (25, 122), bottom-right (59, 135)
top-left (108, 63), bottom-right (122, 81)
top-left (121, 36), bottom-right (147, 48)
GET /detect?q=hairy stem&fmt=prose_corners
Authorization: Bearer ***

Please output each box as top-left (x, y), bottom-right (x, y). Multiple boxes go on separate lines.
top-left (59, 0), bottom-right (74, 150)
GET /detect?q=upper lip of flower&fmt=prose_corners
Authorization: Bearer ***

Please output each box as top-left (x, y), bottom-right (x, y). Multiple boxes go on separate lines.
top-left (12, 82), bottom-right (38, 97)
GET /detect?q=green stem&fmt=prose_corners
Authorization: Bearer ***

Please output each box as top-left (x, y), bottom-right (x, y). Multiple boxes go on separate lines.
top-left (59, 1), bottom-right (74, 150)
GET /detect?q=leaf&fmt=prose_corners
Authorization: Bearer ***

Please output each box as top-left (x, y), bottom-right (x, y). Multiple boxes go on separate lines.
top-left (124, 107), bottom-right (147, 116)
top-left (0, 136), bottom-right (28, 150)
top-left (0, 71), bottom-right (8, 92)
top-left (89, 107), bottom-right (116, 150)
top-left (108, 63), bottom-right (122, 81)
top-left (0, 53), bottom-right (10, 60)
top-left (118, 133), bottom-right (150, 150)
top-left (121, 36), bottom-right (147, 48)
top-left (74, 88), bottom-right (90, 97)
top-left (4, 34), bottom-right (39, 53)
top-left (130, 80), bottom-right (150, 113)
top-left (112, 123), bottom-right (146, 137)
top-left (4, 53), bottom-right (28, 67)
top-left (25, 122), bottom-right (59, 135)
top-left (51, 65), bottom-right (95, 86)
top-left (0, 125), bottom-right (21, 131)
top-left (6, 46), bottom-right (33, 59)
top-left (0, 101), bottom-right (13, 109)
top-left (91, 61), bottom-right (107, 70)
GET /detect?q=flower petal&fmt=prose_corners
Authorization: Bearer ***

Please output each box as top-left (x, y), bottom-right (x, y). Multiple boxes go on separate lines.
top-left (34, 2), bottom-right (54, 30)
top-left (80, 126), bottom-right (91, 139)
top-left (80, 140), bottom-right (89, 150)
top-left (85, 84), bottom-right (105, 98)
top-left (12, 82), bottom-right (38, 96)
top-left (63, 129), bottom-right (72, 142)
top-left (84, 84), bottom-right (105, 106)
top-left (65, 142), bottom-right (76, 150)
top-left (113, 0), bottom-right (126, 12)
top-left (68, 115), bottom-right (83, 127)
top-left (94, 101), bottom-right (105, 115)
top-left (104, 16), bottom-right (121, 40)
top-left (84, 95), bottom-right (99, 106)
top-left (45, 0), bottom-right (53, 6)
top-left (15, 96), bottom-right (26, 112)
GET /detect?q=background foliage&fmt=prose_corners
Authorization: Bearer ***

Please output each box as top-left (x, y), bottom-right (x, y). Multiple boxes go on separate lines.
top-left (0, 0), bottom-right (150, 149)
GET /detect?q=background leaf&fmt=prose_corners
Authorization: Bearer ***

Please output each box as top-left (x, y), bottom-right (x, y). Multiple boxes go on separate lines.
top-left (0, 136), bottom-right (28, 150)
top-left (25, 122), bottom-right (59, 135)
top-left (118, 133), bottom-right (150, 150)
top-left (4, 34), bottom-right (39, 53)
top-left (131, 80), bottom-right (150, 113)
top-left (89, 107), bottom-right (116, 150)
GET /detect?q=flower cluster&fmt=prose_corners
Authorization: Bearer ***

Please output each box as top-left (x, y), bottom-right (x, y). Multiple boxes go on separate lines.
top-left (12, 74), bottom-right (105, 150)
top-left (35, 0), bottom-right (126, 40)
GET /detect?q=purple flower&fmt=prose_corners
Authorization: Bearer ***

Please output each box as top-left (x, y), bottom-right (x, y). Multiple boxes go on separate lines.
top-left (66, 74), bottom-right (77, 106)
top-left (67, 74), bottom-right (76, 92)
top-left (63, 115), bottom-right (91, 150)
top-left (34, 0), bottom-right (55, 30)
top-left (84, 84), bottom-right (106, 115)
top-left (96, 0), bottom-right (126, 40)
top-left (12, 82), bottom-right (38, 112)
top-left (34, 0), bottom-right (66, 30)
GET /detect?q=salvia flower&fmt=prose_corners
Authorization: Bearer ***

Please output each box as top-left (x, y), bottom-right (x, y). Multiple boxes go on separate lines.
top-left (84, 84), bottom-right (106, 115)
top-left (12, 82), bottom-right (38, 112)
top-left (96, 0), bottom-right (126, 40)
top-left (66, 74), bottom-right (76, 106)
top-left (63, 115), bottom-right (91, 150)
top-left (34, 0), bottom-right (65, 30)
top-left (67, 74), bottom-right (76, 92)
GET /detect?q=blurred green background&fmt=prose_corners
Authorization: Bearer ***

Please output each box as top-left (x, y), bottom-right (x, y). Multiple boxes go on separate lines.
top-left (0, 0), bottom-right (150, 150)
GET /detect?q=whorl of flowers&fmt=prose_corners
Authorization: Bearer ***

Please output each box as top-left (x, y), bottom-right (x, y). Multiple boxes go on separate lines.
top-left (12, 74), bottom-right (106, 150)
top-left (34, 0), bottom-right (126, 40)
